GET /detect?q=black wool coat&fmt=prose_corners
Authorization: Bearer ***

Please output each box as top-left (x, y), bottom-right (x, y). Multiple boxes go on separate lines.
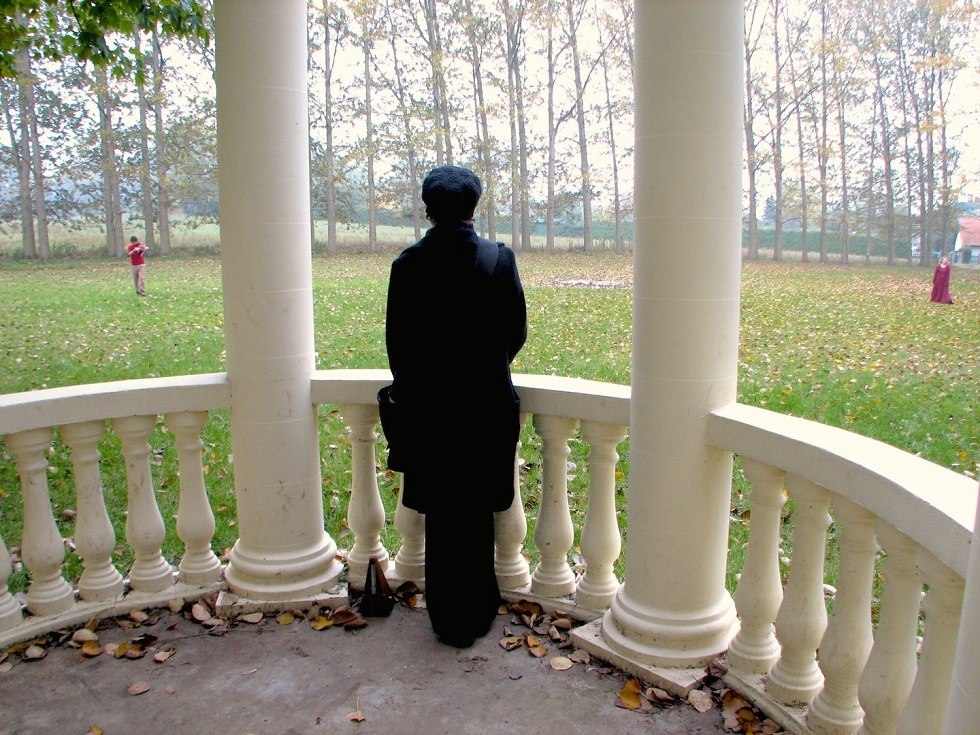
top-left (384, 222), bottom-right (527, 513)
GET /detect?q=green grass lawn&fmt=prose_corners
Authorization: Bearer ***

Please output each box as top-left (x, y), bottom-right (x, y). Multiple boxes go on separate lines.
top-left (0, 253), bottom-right (977, 593)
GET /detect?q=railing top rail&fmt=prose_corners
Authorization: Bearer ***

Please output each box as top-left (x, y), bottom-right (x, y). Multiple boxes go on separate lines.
top-left (0, 373), bottom-right (231, 437)
top-left (708, 402), bottom-right (978, 577)
top-left (310, 370), bottom-right (631, 427)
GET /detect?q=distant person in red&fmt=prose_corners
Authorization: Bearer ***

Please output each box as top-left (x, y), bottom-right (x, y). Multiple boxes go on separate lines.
top-left (127, 235), bottom-right (148, 296)
top-left (930, 255), bottom-right (953, 304)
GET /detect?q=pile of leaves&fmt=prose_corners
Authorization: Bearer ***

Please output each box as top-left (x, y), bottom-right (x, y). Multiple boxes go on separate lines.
top-left (614, 662), bottom-right (787, 734)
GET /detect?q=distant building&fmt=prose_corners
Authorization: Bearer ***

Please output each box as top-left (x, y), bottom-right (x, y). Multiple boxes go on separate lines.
top-left (954, 217), bottom-right (980, 264)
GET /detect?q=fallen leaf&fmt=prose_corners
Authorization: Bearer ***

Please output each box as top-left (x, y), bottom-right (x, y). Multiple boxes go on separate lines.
top-left (153, 649), bottom-right (176, 663)
top-left (86, 727), bottom-right (104, 735)
top-left (331, 607), bottom-right (358, 625)
top-left (191, 604), bottom-right (211, 622)
top-left (347, 697), bottom-right (365, 722)
top-left (129, 610), bottom-right (149, 624)
top-left (645, 686), bottom-right (676, 705)
top-left (615, 679), bottom-right (652, 712)
top-left (80, 640), bottom-right (103, 658)
top-left (276, 612), bottom-right (296, 625)
top-left (528, 644), bottom-right (548, 658)
top-left (238, 612), bottom-right (264, 624)
top-left (23, 645), bottom-right (46, 661)
top-left (128, 681), bottom-right (151, 696)
top-left (550, 656), bottom-right (574, 671)
top-left (499, 636), bottom-right (523, 651)
top-left (72, 629), bottom-right (99, 644)
top-left (688, 689), bottom-right (714, 713)
top-left (164, 686), bottom-right (176, 695)
top-left (310, 615), bottom-right (333, 631)
top-left (167, 599), bottom-right (185, 613)
top-left (124, 644), bottom-right (146, 660)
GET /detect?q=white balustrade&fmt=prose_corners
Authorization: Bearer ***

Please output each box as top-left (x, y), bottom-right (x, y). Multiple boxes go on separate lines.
top-left (726, 459), bottom-right (785, 674)
top-left (896, 551), bottom-right (963, 735)
top-left (530, 414), bottom-right (578, 598)
top-left (0, 532), bottom-right (23, 630)
top-left (808, 497), bottom-right (878, 734)
top-left (339, 403), bottom-right (389, 587)
top-left (856, 526), bottom-right (921, 735)
top-left (767, 475), bottom-right (831, 705)
top-left (112, 415), bottom-right (174, 593)
top-left (495, 413), bottom-right (531, 589)
top-left (575, 420), bottom-right (628, 610)
top-left (60, 420), bottom-right (125, 601)
top-left (5, 428), bottom-right (75, 616)
top-left (166, 411), bottom-right (223, 585)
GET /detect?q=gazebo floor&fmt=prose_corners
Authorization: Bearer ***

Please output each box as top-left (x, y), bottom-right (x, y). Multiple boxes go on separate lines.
top-left (0, 600), bottom-right (732, 735)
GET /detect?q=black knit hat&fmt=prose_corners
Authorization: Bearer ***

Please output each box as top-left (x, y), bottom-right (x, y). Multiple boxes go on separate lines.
top-left (421, 165), bottom-right (482, 222)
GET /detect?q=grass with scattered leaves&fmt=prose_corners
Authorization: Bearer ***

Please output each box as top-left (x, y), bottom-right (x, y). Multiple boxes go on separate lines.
top-left (0, 253), bottom-right (977, 595)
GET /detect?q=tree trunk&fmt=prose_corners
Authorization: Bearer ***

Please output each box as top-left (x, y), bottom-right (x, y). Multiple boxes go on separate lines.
top-left (599, 21), bottom-right (623, 254)
top-left (134, 32), bottom-right (156, 253)
top-left (566, 0), bottom-right (593, 253)
top-left (362, 31), bottom-right (377, 251)
top-left (771, 0), bottom-right (784, 262)
top-left (150, 29), bottom-right (171, 255)
top-left (323, 10), bottom-right (338, 253)
top-left (94, 66), bottom-right (124, 257)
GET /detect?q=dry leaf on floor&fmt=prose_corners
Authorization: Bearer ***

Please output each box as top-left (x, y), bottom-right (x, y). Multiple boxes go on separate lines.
top-left (549, 656), bottom-right (574, 671)
top-left (127, 681), bottom-right (151, 696)
top-left (276, 612), bottom-right (296, 625)
top-left (499, 636), bottom-right (522, 651)
top-left (347, 698), bottom-right (366, 722)
top-left (615, 679), bottom-right (652, 713)
top-left (72, 629), bottom-right (99, 644)
top-left (687, 689), bottom-right (714, 713)
top-left (129, 610), bottom-right (149, 624)
top-left (568, 650), bottom-right (590, 664)
top-left (22, 645), bottom-right (46, 661)
top-left (311, 615), bottom-right (333, 630)
top-left (80, 640), bottom-right (103, 658)
top-left (528, 644), bottom-right (548, 658)
top-left (191, 604), bottom-right (211, 622)
top-left (238, 612), bottom-right (264, 624)
top-left (153, 649), bottom-right (176, 663)
top-left (86, 726), bottom-right (104, 735)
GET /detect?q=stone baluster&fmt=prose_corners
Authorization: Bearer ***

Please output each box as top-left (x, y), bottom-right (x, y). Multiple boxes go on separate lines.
top-left (495, 413), bottom-right (531, 589)
top-left (4, 428), bottom-right (74, 616)
top-left (393, 485), bottom-right (425, 585)
top-left (340, 403), bottom-right (389, 588)
top-left (60, 421), bottom-right (124, 601)
top-left (808, 497), bottom-right (878, 734)
top-left (896, 551), bottom-right (963, 735)
top-left (767, 475), bottom-right (831, 705)
top-left (575, 420), bottom-right (628, 610)
top-left (165, 411), bottom-right (223, 585)
top-left (726, 459), bottom-right (786, 674)
top-left (0, 531), bottom-right (23, 630)
top-left (112, 415), bottom-right (174, 592)
top-left (856, 526), bottom-right (921, 735)
top-left (530, 414), bottom-right (578, 598)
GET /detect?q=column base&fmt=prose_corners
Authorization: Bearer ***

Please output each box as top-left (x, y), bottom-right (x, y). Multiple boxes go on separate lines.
top-left (225, 533), bottom-right (344, 601)
top-left (600, 586), bottom-right (738, 668)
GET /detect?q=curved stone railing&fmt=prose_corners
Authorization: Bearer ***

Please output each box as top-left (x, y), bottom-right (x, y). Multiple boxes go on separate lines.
top-left (1, 371), bottom-right (974, 735)
top-left (708, 403), bottom-right (977, 735)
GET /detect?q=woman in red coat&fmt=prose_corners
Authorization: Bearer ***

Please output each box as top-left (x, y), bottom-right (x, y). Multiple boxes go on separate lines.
top-left (384, 165), bottom-right (527, 647)
top-left (930, 256), bottom-right (953, 304)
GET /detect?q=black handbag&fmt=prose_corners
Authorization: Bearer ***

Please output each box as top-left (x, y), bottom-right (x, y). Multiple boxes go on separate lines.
top-left (377, 384), bottom-right (411, 472)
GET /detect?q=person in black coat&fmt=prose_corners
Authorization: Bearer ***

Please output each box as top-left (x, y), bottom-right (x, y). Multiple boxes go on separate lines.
top-left (384, 165), bottom-right (527, 647)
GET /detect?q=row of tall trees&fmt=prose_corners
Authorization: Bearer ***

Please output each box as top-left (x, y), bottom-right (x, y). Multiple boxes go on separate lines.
top-left (1, 0), bottom-right (976, 263)
top-left (745, 0), bottom-right (975, 265)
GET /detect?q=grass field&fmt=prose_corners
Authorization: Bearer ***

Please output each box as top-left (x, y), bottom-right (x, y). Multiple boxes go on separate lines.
top-left (0, 252), bottom-right (977, 592)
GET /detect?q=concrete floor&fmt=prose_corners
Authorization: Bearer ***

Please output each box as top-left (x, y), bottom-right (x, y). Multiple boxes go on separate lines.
top-left (0, 601), bottom-right (733, 735)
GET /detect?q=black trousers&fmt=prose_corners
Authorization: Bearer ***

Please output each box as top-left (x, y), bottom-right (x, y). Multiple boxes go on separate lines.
top-left (422, 501), bottom-right (500, 645)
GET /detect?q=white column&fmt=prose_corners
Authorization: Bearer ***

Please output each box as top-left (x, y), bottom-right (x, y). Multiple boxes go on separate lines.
top-left (0, 532), bottom-right (22, 630)
top-left (944, 490), bottom-right (980, 734)
top-left (393, 489), bottom-right (425, 585)
top-left (61, 420), bottom-right (125, 601)
top-left (601, 0), bottom-right (741, 666)
top-left (216, 0), bottom-right (342, 599)
top-left (166, 411), bottom-right (223, 585)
